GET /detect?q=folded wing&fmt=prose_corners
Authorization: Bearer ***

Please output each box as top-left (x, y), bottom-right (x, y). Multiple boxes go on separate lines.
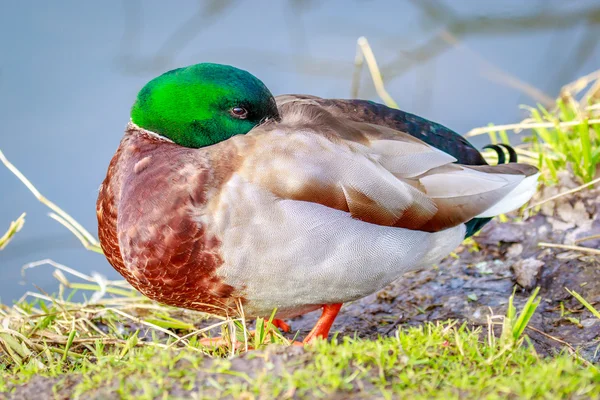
top-left (239, 103), bottom-right (539, 233)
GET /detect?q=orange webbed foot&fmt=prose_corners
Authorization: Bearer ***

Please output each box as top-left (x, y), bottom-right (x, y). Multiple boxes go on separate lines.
top-left (199, 305), bottom-right (342, 348)
top-left (199, 330), bottom-right (258, 349)
top-left (301, 303), bottom-right (343, 345)
top-left (198, 319), bottom-right (290, 349)
top-left (272, 318), bottom-right (291, 333)
top-left (199, 336), bottom-right (240, 348)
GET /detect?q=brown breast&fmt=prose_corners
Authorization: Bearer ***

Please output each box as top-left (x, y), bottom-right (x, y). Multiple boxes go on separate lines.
top-left (96, 124), bottom-right (241, 315)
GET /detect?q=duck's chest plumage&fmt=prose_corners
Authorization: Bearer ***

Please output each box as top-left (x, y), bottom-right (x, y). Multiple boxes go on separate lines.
top-left (97, 126), bottom-right (240, 314)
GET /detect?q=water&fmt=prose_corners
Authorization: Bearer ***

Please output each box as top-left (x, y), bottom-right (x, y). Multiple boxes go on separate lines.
top-left (1, 0), bottom-right (599, 302)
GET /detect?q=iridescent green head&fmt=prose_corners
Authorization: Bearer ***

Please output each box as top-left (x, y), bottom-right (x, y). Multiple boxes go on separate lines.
top-left (131, 63), bottom-right (279, 148)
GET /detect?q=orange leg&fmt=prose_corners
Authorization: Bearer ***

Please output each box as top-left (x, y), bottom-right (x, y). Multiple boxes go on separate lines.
top-left (198, 319), bottom-right (291, 348)
top-left (298, 303), bottom-right (343, 345)
top-left (272, 318), bottom-right (291, 333)
top-left (199, 305), bottom-right (342, 348)
top-left (199, 330), bottom-right (258, 348)
top-left (199, 336), bottom-right (234, 347)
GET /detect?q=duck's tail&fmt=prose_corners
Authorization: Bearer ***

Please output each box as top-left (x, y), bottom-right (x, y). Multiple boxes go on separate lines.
top-left (463, 143), bottom-right (538, 237)
top-left (482, 143), bottom-right (518, 164)
top-left (469, 163), bottom-right (540, 217)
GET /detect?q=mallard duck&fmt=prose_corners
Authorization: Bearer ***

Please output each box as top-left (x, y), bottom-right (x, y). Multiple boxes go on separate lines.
top-left (97, 63), bottom-right (539, 344)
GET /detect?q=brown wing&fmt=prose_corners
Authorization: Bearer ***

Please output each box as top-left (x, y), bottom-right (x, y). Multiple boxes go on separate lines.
top-left (239, 100), bottom-right (537, 232)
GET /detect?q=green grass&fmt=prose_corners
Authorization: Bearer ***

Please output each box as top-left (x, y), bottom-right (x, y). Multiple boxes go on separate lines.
top-left (468, 71), bottom-right (600, 185)
top-left (524, 98), bottom-right (599, 184)
top-left (567, 288), bottom-right (600, 320)
top-left (2, 321), bottom-right (599, 399)
top-left (0, 259), bottom-right (292, 367)
top-left (0, 212), bottom-right (25, 251)
top-left (3, 274), bottom-right (591, 399)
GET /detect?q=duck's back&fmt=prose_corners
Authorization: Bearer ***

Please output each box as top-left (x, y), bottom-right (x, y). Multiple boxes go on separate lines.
top-left (275, 95), bottom-right (487, 166)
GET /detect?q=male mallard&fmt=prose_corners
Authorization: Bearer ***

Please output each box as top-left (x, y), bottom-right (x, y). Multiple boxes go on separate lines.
top-left (97, 63), bottom-right (539, 344)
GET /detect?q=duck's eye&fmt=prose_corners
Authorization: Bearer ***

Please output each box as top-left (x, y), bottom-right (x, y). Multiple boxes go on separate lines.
top-left (230, 107), bottom-right (248, 119)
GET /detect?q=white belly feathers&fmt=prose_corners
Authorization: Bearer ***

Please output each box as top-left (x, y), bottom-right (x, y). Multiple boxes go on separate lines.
top-left (202, 174), bottom-right (465, 318)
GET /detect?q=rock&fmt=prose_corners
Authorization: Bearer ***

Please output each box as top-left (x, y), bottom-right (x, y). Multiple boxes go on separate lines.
top-left (555, 201), bottom-right (593, 232)
top-left (511, 258), bottom-right (545, 289)
top-left (474, 261), bottom-right (493, 275)
top-left (581, 318), bottom-right (598, 328)
top-left (506, 243), bottom-right (523, 258)
top-left (548, 217), bottom-right (575, 231)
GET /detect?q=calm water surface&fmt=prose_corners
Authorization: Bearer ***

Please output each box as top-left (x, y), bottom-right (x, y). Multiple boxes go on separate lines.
top-left (1, 1), bottom-right (599, 302)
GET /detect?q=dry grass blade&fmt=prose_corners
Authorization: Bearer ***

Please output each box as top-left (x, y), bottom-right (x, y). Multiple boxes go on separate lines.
top-left (562, 69), bottom-right (600, 98)
top-left (538, 242), bottom-right (600, 256)
top-left (21, 259), bottom-right (131, 303)
top-left (525, 325), bottom-right (594, 368)
top-left (526, 176), bottom-right (600, 210)
top-left (1, 268), bottom-right (216, 369)
top-left (100, 308), bottom-right (186, 343)
top-left (352, 36), bottom-right (399, 109)
top-left (48, 213), bottom-right (102, 254)
top-left (466, 119), bottom-right (600, 137)
top-left (0, 149), bottom-right (102, 254)
top-left (575, 234), bottom-right (600, 244)
top-left (0, 212), bottom-right (26, 250)
top-left (565, 288), bottom-right (600, 320)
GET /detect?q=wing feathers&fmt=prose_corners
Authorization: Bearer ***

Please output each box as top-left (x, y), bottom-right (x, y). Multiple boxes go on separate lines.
top-left (476, 172), bottom-right (540, 217)
top-left (416, 164), bottom-right (539, 230)
top-left (238, 103), bottom-right (538, 233)
top-left (419, 166), bottom-right (524, 198)
top-left (367, 140), bottom-right (457, 178)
